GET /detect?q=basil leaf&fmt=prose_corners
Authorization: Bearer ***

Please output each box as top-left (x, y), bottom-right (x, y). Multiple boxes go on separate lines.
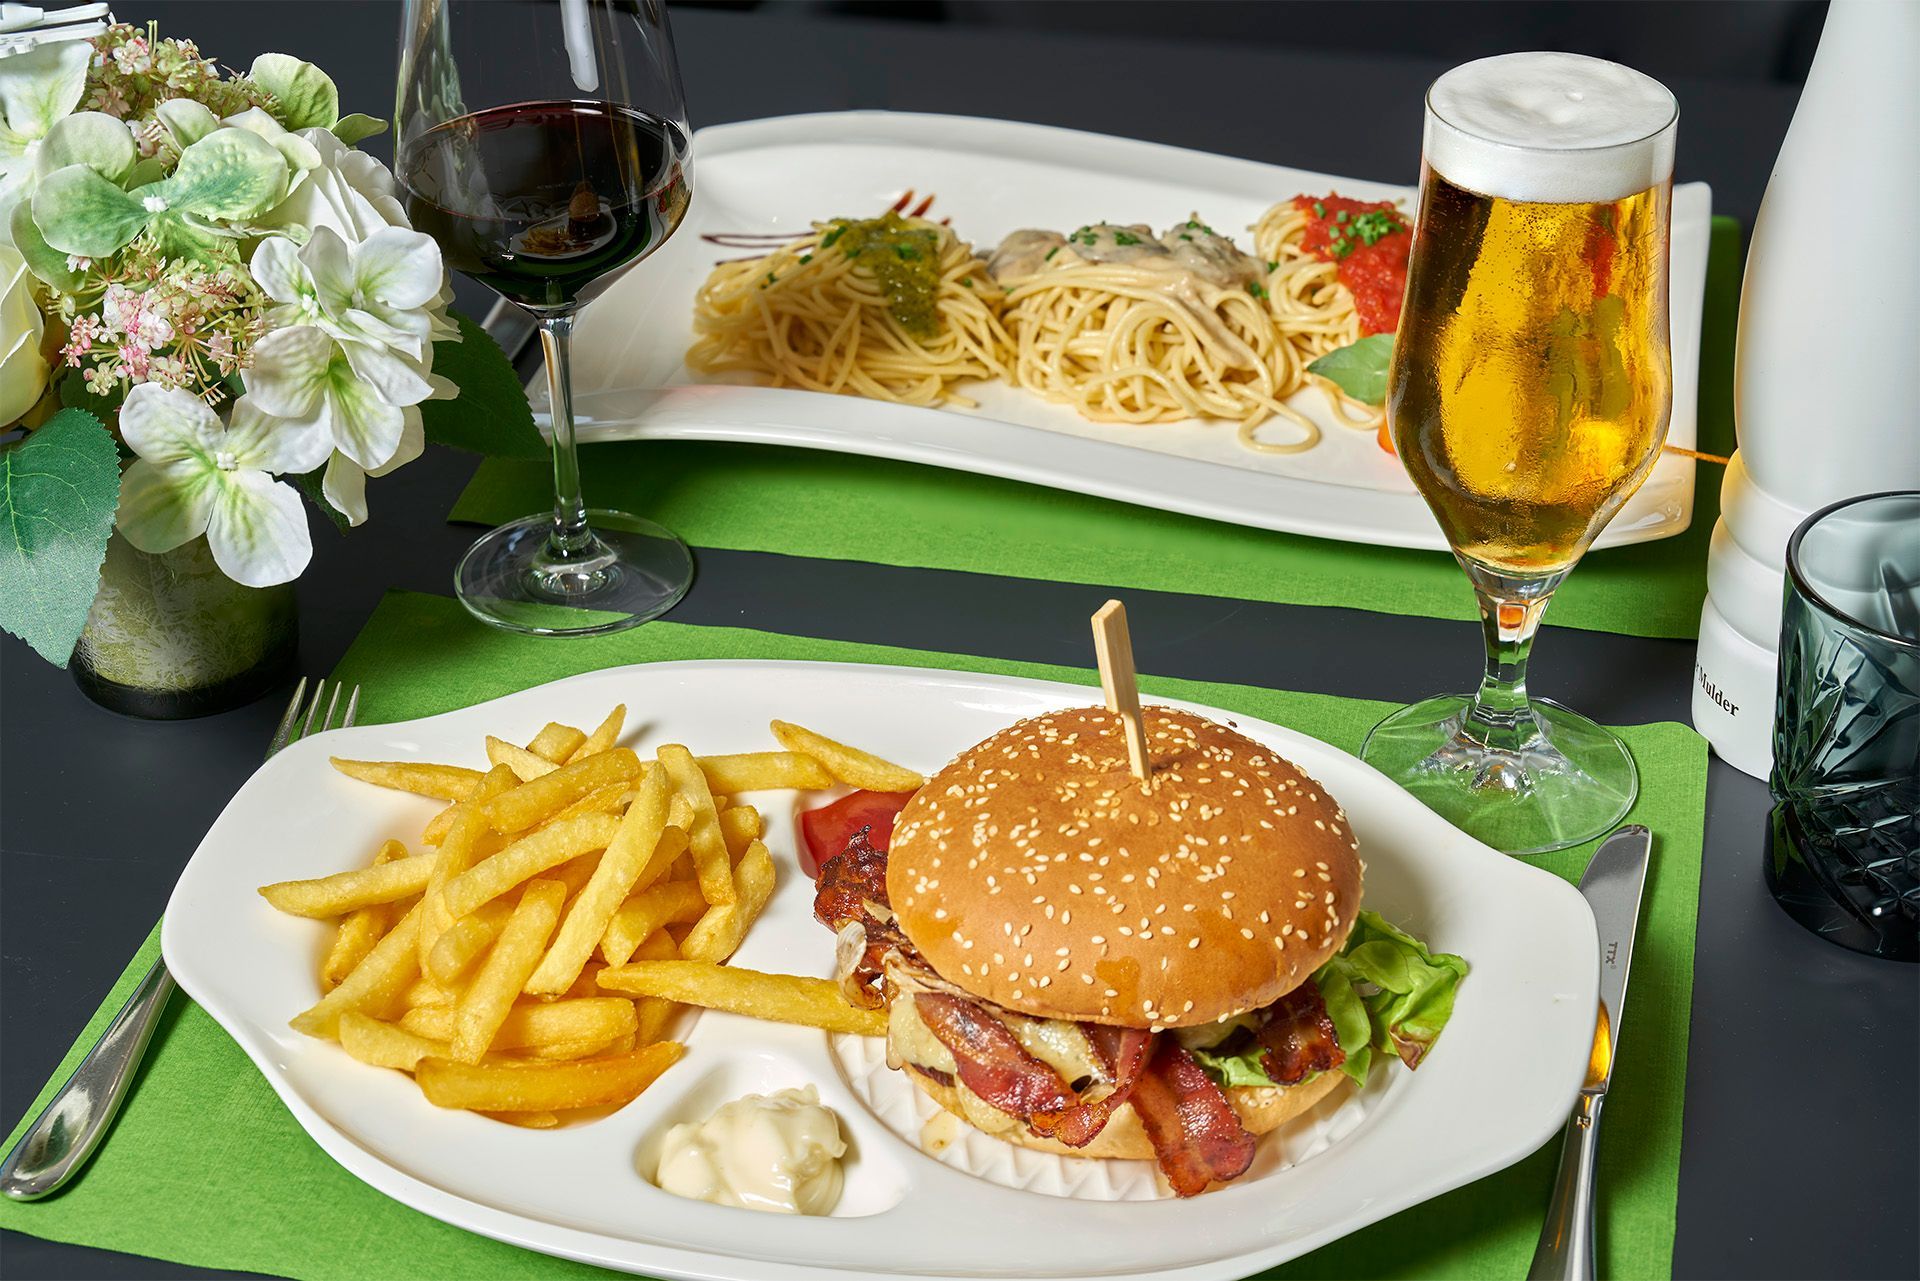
top-left (1306, 333), bottom-right (1395, 407)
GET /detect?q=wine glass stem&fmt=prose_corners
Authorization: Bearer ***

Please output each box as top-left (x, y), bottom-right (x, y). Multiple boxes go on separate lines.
top-left (538, 313), bottom-right (596, 564)
top-left (1461, 561), bottom-right (1566, 753)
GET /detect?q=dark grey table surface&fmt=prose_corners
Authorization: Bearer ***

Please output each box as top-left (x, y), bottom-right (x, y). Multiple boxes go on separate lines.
top-left (2, 4), bottom-right (1914, 1280)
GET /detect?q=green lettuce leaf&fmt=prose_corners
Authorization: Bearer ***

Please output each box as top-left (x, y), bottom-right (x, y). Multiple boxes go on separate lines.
top-left (1183, 911), bottom-right (1466, 1092)
top-left (1188, 1043), bottom-right (1284, 1089)
top-left (1315, 910), bottom-right (1468, 1079)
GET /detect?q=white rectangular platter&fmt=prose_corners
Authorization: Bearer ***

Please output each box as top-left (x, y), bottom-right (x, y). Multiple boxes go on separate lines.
top-left (164, 659), bottom-right (1599, 1281)
top-left (554, 111), bottom-right (1713, 553)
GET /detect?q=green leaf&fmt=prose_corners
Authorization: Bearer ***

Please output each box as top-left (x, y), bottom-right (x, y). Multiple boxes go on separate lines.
top-left (416, 311), bottom-right (546, 457)
top-left (0, 408), bottom-right (121, 666)
top-left (36, 112), bottom-right (137, 185)
top-left (1316, 911), bottom-right (1469, 1074)
top-left (1313, 957), bottom-right (1376, 1084)
top-left (9, 200), bottom-right (82, 290)
top-left (1188, 1044), bottom-right (1285, 1089)
top-left (249, 54), bottom-right (340, 130)
top-left (32, 165), bottom-right (148, 258)
top-left (160, 128), bottom-right (290, 222)
top-left (1306, 333), bottom-right (1395, 407)
top-left (331, 113), bottom-right (388, 145)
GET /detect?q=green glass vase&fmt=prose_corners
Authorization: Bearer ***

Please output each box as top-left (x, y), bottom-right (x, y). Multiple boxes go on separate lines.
top-left (70, 533), bottom-right (298, 719)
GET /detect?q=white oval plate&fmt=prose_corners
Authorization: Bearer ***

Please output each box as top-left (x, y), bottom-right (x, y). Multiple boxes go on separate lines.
top-left (554, 111), bottom-right (1712, 553)
top-left (164, 660), bottom-right (1599, 1281)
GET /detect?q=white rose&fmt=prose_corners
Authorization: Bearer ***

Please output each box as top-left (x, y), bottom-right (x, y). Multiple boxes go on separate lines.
top-left (0, 243), bottom-right (48, 425)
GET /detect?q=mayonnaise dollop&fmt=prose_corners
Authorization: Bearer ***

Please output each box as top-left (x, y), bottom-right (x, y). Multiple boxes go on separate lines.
top-left (652, 1086), bottom-right (847, 1216)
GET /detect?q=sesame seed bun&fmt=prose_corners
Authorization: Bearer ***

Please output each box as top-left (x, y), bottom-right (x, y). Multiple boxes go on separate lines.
top-left (911, 1066), bottom-right (1349, 1162)
top-left (887, 705), bottom-right (1363, 1029)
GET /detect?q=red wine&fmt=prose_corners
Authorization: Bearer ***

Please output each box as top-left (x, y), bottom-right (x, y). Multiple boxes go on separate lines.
top-left (399, 100), bottom-right (689, 312)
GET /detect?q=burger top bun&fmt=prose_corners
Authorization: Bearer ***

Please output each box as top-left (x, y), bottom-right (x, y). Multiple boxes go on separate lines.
top-left (886, 705), bottom-right (1362, 1029)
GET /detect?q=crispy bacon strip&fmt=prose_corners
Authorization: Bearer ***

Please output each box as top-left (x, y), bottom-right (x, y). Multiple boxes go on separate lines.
top-left (813, 827), bottom-right (890, 931)
top-left (1253, 980), bottom-right (1344, 1086)
top-left (913, 993), bottom-right (1077, 1120)
top-left (1128, 1040), bottom-right (1257, 1197)
top-left (1029, 1024), bottom-right (1153, 1147)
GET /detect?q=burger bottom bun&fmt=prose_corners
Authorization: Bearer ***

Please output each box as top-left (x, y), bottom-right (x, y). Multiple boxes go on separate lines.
top-left (909, 1067), bottom-right (1348, 1162)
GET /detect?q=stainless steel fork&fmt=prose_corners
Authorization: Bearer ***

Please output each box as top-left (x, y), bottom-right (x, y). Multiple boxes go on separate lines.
top-left (0, 678), bottom-right (361, 1201)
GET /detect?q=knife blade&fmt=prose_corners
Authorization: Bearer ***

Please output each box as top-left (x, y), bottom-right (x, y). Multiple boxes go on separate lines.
top-left (1577, 824), bottom-right (1652, 1093)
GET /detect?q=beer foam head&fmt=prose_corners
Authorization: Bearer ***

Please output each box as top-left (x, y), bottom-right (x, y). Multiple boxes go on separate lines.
top-left (1426, 52), bottom-right (1676, 203)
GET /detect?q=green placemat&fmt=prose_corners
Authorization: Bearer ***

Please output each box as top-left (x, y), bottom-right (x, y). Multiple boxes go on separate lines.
top-left (2, 590), bottom-right (1705, 1281)
top-left (452, 218), bottom-right (1740, 642)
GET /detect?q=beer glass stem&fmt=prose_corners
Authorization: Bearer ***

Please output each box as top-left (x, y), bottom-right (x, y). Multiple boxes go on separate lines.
top-left (1461, 562), bottom-right (1566, 753)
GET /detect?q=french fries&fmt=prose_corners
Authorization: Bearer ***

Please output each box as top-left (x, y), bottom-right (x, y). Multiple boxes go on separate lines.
top-left (656, 745), bottom-right (734, 907)
top-left (443, 813), bottom-right (621, 917)
top-left (259, 852), bottom-right (437, 918)
top-left (600, 880), bottom-right (706, 967)
top-left (339, 1012), bottom-right (448, 1071)
top-left (526, 722), bottom-right (588, 764)
top-left (290, 904), bottom-right (423, 1039)
top-left (485, 749), bottom-right (641, 834)
top-left (566, 706), bottom-right (626, 764)
top-left (487, 736), bottom-right (559, 782)
top-left (682, 840), bottom-right (776, 964)
top-left (769, 720), bottom-right (924, 793)
top-left (425, 899), bottom-right (511, 984)
top-left (453, 879), bottom-right (566, 1062)
top-left (267, 702), bottom-right (918, 1127)
top-left (598, 961), bottom-right (888, 1037)
top-left (330, 758), bottom-right (486, 800)
top-left (402, 997), bottom-right (639, 1053)
top-left (525, 767), bottom-right (674, 995)
top-left (320, 840), bottom-right (409, 989)
top-left (694, 751), bottom-right (834, 794)
top-left (417, 1042), bottom-right (683, 1113)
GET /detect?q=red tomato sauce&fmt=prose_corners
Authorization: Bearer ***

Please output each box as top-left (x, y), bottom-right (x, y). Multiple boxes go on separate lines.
top-left (1292, 194), bottom-right (1411, 336)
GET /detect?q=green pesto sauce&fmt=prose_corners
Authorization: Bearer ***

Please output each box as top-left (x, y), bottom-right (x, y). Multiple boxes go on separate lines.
top-left (828, 211), bottom-right (942, 339)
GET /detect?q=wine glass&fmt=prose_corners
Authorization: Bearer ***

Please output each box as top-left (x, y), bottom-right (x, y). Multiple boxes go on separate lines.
top-left (1360, 53), bottom-right (1678, 855)
top-left (395, 0), bottom-right (693, 635)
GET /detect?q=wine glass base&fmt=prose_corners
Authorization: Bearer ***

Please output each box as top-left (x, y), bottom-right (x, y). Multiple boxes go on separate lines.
top-left (455, 509), bottom-right (693, 637)
top-left (1361, 694), bottom-right (1638, 856)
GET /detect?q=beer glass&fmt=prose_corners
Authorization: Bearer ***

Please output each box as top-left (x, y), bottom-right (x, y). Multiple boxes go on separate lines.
top-left (1362, 53), bottom-right (1678, 854)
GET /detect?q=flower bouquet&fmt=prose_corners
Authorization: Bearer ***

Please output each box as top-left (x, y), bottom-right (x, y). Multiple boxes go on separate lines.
top-left (0, 21), bottom-right (541, 685)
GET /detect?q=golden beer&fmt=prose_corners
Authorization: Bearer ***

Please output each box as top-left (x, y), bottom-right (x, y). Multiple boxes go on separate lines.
top-left (1389, 168), bottom-right (1671, 575)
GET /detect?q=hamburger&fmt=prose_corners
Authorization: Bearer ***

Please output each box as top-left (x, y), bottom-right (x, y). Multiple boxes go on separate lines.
top-left (811, 704), bottom-right (1466, 1197)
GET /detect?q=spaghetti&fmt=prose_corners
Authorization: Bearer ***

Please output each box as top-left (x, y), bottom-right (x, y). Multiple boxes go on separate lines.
top-left (991, 219), bottom-right (1321, 453)
top-left (1252, 195), bottom-right (1412, 442)
top-left (687, 211), bottom-right (1012, 408)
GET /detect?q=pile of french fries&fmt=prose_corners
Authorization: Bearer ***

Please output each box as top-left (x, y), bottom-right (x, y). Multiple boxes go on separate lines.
top-left (260, 709), bottom-right (923, 1127)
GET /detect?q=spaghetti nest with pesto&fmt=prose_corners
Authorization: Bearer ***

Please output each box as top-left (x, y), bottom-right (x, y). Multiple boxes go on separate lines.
top-left (687, 211), bottom-right (1013, 408)
top-left (988, 218), bottom-right (1320, 452)
top-left (1252, 195), bottom-right (1412, 440)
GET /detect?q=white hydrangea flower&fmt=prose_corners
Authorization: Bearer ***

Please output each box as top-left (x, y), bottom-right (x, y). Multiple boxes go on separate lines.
top-left (115, 383), bottom-right (328, 586)
top-left (321, 404), bottom-right (424, 526)
top-left (244, 323), bottom-right (410, 471)
top-left (251, 225), bottom-right (441, 407)
top-left (255, 128), bottom-right (458, 343)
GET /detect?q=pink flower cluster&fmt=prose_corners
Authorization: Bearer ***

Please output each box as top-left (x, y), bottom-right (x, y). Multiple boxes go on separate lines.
top-left (59, 256), bottom-right (264, 403)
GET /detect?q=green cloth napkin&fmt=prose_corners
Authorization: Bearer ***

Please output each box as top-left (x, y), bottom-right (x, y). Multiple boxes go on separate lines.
top-left (452, 219), bottom-right (1740, 641)
top-left (1, 590), bottom-right (1705, 1280)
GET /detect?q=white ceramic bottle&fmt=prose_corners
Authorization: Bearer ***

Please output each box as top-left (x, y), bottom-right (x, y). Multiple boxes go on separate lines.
top-left (1692, 0), bottom-right (1920, 778)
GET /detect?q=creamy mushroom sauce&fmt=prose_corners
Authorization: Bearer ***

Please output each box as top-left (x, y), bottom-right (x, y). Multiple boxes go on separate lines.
top-left (988, 217), bottom-right (1268, 365)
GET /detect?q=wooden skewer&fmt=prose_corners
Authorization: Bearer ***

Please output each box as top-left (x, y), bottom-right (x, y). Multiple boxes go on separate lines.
top-left (1091, 600), bottom-right (1152, 783)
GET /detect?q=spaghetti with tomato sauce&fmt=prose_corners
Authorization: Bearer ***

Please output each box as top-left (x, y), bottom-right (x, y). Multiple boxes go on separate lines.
top-left (1253, 193), bottom-right (1413, 451)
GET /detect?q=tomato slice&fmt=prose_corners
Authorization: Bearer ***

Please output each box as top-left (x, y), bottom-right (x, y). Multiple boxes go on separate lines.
top-left (799, 789), bottom-right (914, 878)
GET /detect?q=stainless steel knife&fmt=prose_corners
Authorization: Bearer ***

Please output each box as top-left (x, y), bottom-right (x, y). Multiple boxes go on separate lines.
top-left (1528, 824), bottom-right (1653, 1281)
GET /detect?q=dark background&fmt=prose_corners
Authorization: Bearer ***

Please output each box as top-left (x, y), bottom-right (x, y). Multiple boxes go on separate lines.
top-left (6, 4), bottom-right (1916, 1281)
